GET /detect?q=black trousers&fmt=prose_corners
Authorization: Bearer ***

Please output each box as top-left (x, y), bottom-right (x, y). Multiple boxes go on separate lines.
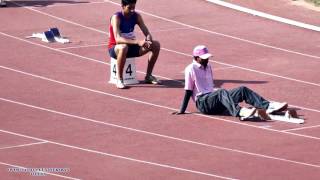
top-left (196, 86), bottom-right (270, 117)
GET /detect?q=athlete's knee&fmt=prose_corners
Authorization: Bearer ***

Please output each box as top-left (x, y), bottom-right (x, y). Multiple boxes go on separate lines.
top-left (238, 86), bottom-right (249, 92)
top-left (151, 40), bottom-right (160, 51)
top-left (117, 44), bottom-right (129, 53)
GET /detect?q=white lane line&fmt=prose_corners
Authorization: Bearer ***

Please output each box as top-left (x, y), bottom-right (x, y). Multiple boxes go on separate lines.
top-left (106, 1), bottom-right (320, 60)
top-left (288, 104), bottom-right (320, 114)
top-left (211, 59), bottom-right (320, 87)
top-left (152, 26), bottom-right (195, 33)
top-left (213, 66), bottom-right (236, 71)
top-left (0, 161), bottom-right (80, 180)
top-left (1, 5), bottom-right (319, 88)
top-left (0, 31), bottom-right (180, 84)
top-left (56, 43), bottom-right (108, 50)
top-left (1, 98), bottom-right (320, 169)
top-left (2, 97), bottom-right (320, 169)
top-left (1, 65), bottom-right (320, 141)
top-left (0, 31), bottom-right (319, 112)
top-left (0, 141), bottom-right (48, 150)
top-left (282, 124), bottom-right (320, 132)
top-left (55, 42), bottom-right (320, 90)
top-left (11, 0), bottom-right (320, 61)
top-left (206, 0), bottom-right (320, 32)
top-left (161, 47), bottom-right (320, 88)
top-left (31, 1), bottom-right (106, 8)
top-left (0, 130), bottom-right (238, 180)
top-left (9, 1), bottom-right (106, 34)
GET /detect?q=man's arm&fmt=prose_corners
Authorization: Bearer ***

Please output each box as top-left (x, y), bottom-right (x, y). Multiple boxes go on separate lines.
top-left (173, 90), bottom-right (193, 115)
top-left (136, 13), bottom-right (153, 42)
top-left (111, 15), bottom-right (145, 46)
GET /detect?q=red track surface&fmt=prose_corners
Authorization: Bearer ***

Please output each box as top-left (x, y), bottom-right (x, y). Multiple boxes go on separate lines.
top-left (0, 0), bottom-right (319, 179)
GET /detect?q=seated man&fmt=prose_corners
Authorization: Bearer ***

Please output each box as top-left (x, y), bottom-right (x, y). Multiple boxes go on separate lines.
top-left (173, 45), bottom-right (288, 120)
top-left (0, 0), bottom-right (6, 7)
top-left (108, 0), bottom-right (161, 89)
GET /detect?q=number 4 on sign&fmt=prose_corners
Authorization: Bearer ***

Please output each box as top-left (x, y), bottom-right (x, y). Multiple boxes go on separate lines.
top-left (112, 64), bottom-right (117, 75)
top-left (126, 64), bottom-right (133, 76)
top-left (112, 64), bottom-right (133, 76)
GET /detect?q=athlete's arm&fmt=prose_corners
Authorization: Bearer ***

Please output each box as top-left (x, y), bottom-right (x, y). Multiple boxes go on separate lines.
top-left (111, 15), bottom-right (145, 46)
top-left (136, 13), bottom-right (153, 45)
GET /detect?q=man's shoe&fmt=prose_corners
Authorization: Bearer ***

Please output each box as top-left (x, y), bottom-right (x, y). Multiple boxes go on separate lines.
top-left (239, 107), bottom-right (256, 119)
top-left (145, 75), bottom-right (161, 84)
top-left (116, 79), bottom-right (126, 89)
top-left (266, 102), bottom-right (288, 114)
top-left (255, 109), bottom-right (270, 120)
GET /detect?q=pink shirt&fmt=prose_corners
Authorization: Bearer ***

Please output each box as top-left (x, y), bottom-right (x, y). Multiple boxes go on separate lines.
top-left (184, 60), bottom-right (214, 101)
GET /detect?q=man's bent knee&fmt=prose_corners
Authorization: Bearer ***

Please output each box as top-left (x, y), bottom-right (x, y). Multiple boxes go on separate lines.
top-left (235, 86), bottom-right (248, 92)
top-left (115, 44), bottom-right (129, 55)
top-left (151, 40), bottom-right (160, 51)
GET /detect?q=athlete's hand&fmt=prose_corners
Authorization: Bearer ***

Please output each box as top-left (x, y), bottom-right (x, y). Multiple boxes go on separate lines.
top-left (145, 40), bottom-right (152, 49)
top-left (140, 39), bottom-right (152, 49)
top-left (137, 40), bottom-right (150, 49)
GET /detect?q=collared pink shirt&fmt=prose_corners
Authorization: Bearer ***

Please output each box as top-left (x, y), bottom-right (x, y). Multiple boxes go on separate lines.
top-left (184, 60), bottom-right (214, 101)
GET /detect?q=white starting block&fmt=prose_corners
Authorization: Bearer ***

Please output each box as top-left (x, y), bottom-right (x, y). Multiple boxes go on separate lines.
top-left (25, 28), bottom-right (70, 44)
top-left (109, 57), bottom-right (139, 85)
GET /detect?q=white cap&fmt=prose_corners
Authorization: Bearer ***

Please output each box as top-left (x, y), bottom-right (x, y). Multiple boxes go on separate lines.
top-left (193, 45), bottom-right (212, 59)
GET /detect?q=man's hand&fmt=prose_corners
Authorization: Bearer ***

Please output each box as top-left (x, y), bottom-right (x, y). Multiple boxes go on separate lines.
top-left (144, 40), bottom-right (152, 49)
top-left (145, 34), bottom-right (153, 49)
top-left (139, 39), bottom-right (152, 50)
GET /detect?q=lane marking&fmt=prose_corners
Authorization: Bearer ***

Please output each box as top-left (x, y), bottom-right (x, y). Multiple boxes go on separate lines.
top-left (0, 141), bottom-right (48, 150)
top-left (1, 66), bottom-right (320, 141)
top-left (0, 161), bottom-right (80, 180)
top-left (206, 0), bottom-right (320, 32)
top-left (287, 104), bottom-right (320, 114)
top-left (0, 32), bottom-right (181, 84)
top-left (0, 129), bottom-right (238, 180)
top-left (213, 66), bottom-right (236, 71)
top-left (1, 1), bottom-right (318, 175)
top-left (31, 1), bottom-right (106, 8)
top-left (152, 26), bottom-right (196, 33)
top-left (282, 124), bottom-right (320, 132)
top-left (1, 3), bottom-right (320, 88)
top-left (106, 1), bottom-right (320, 60)
top-left (54, 42), bottom-right (320, 93)
top-left (1, 31), bottom-right (320, 113)
top-left (0, 100), bottom-right (320, 169)
top-left (10, 1), bottom-right (106, 34)
top-left (162, 47), bottom-right (320, 88)
top-left (10, 0), bottom-right (320, 61)
top-left (56, 43), bottom-right (108, 50)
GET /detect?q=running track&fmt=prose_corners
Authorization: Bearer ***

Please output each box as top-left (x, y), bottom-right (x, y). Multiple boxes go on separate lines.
top-left (0, 0), bottom-right (319, 179)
